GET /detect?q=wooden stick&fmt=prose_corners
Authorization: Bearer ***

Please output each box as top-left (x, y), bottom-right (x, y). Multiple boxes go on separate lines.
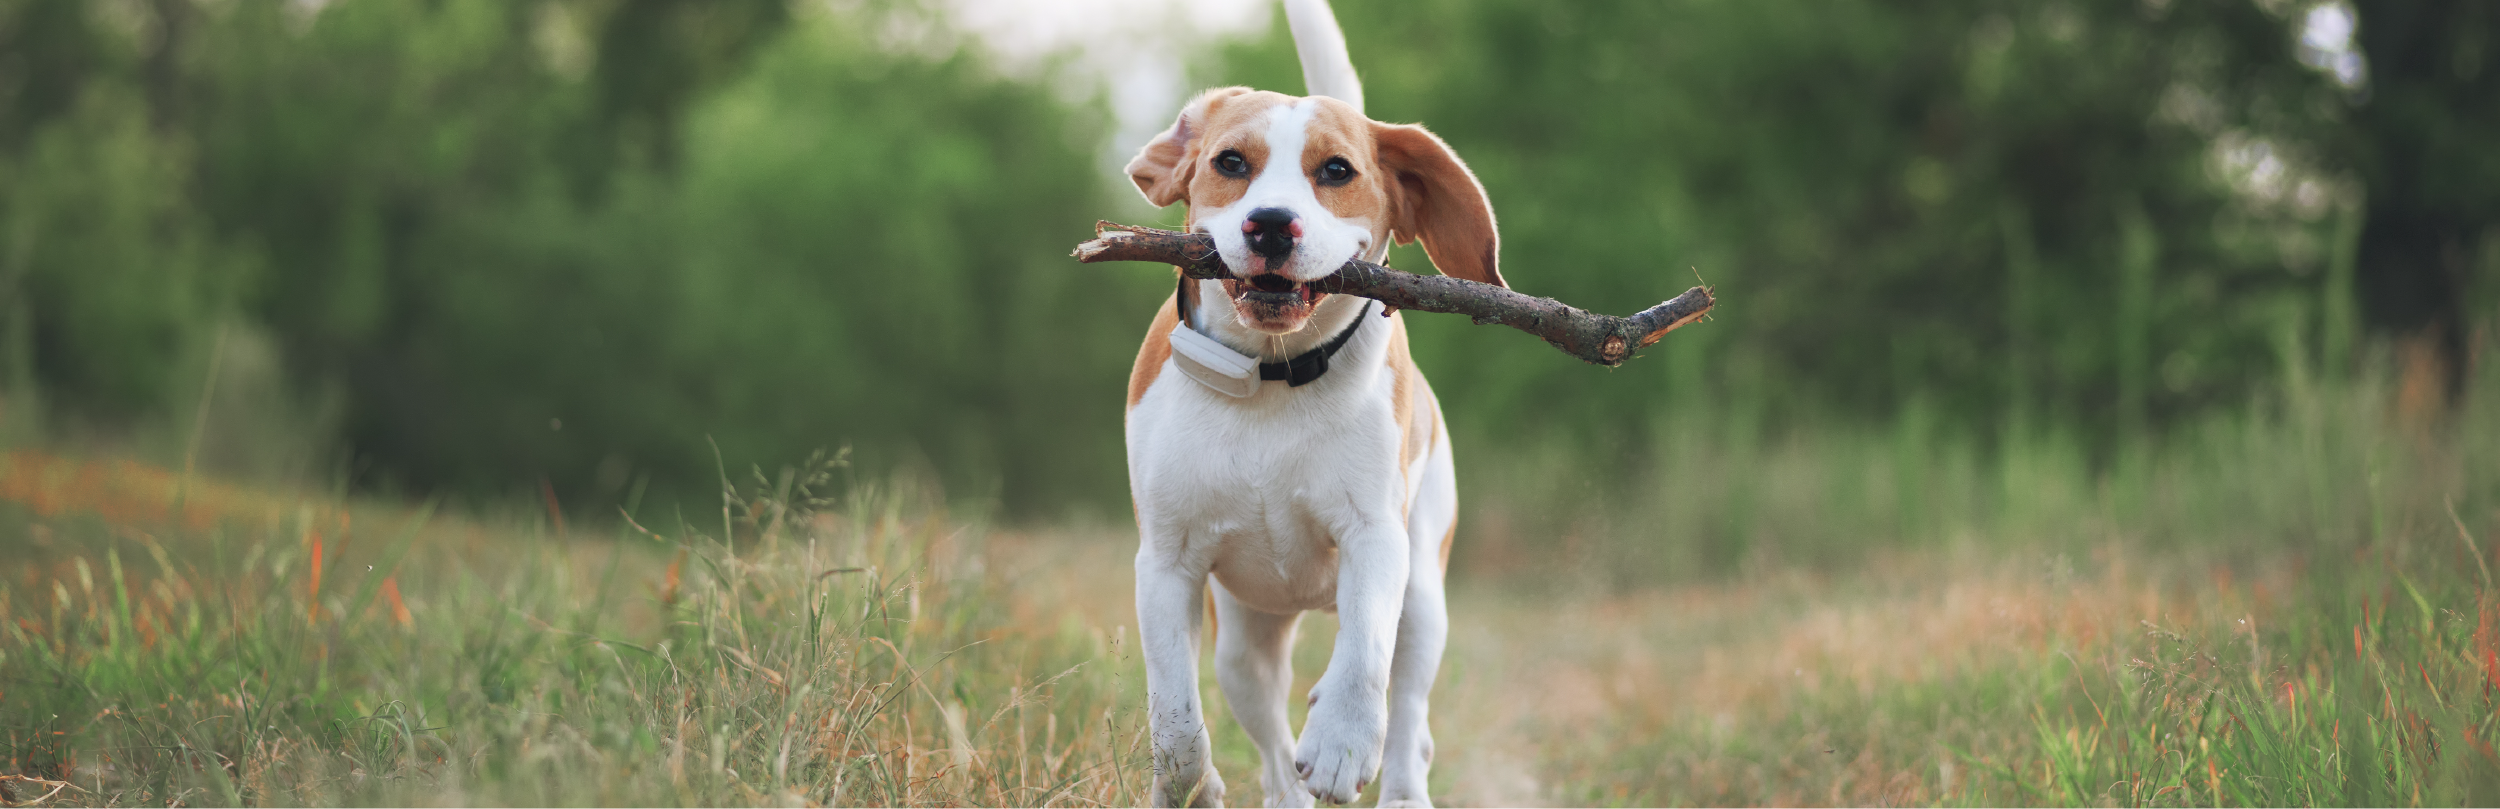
top-left (1071, 221), bottom-right (1714, 366)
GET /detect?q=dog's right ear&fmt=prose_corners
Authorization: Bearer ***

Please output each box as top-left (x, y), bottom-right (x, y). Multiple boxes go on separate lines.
top-left (1126, 87), bottom-right (1252, 208)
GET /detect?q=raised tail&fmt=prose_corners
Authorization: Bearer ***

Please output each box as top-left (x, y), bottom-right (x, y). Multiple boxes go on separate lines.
top-left (1281, 0), bottom-right (1364, 114)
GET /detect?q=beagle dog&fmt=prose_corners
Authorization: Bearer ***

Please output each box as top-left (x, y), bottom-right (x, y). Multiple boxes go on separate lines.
top-left (1121, 1), bottom-right (1500, 805)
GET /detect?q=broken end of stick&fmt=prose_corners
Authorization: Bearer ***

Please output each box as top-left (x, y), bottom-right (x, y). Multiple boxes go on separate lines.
top-left (1595, 286), bottom-right (1716, 365)
top-left (1071, 221), bottom-right (1134, 261)
top-left (1075, 220), bottom-right (1220, 268)
top-left (1637, 286), bottom-right (1715, 348)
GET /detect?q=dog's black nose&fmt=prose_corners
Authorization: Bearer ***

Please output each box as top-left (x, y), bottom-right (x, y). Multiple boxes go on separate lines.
top-left (1245, 207), bottom-right (1298, 259)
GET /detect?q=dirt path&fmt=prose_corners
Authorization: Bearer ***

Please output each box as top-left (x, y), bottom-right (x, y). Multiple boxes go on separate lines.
top-left (981, 529), bottom-right (2248, 805)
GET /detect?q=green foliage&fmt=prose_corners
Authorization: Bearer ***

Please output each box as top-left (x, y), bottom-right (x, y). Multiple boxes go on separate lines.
top-left (0, 84), bottom-right (246, 419)
top-left (0, 0), bottom-right (1149, 512)
top-left (0, 0), bottom-right (2484, 522)
top-left (2343, 0), bottom-right (2500, 369)
top-left (1204, 0), bottom-right (2351, 463)
top-left (303, 16), bottom-right (1146, 510)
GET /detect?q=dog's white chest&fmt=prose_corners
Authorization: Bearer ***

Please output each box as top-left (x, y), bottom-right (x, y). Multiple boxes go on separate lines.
top-left (1126, 332), bottom-right (1404, 614)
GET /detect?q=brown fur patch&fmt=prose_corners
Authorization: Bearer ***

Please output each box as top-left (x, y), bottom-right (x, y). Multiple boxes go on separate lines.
top-left (1374, 123), bottom-right (1503, 288)
top-left (1385, 313), bottom-right (1450, 572)
top-left (1440, 515), bottom-right (1456, 573)
top-left (1389, 316), bottom-right (1439, 484)
top-left (1128, 293), bottom-right (1180, 411)
top-left (1384, 313), bottom-right (1442, 492)
top-left (1389, 313), bottom-right (1416, 474)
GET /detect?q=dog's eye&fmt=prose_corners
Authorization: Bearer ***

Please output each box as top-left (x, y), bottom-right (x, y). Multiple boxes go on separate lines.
top-left (1317, 157), bottom-right (1356, 185)
top-left (1213, 151), bottom-right (1250, 177)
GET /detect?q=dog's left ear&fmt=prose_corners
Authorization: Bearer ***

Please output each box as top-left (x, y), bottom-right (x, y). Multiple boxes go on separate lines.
top-left (1373, 123), bottom-right (1504, 288)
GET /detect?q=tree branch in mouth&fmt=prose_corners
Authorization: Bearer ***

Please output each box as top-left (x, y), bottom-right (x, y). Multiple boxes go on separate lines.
top-left (1072, 220), bottom-right (1715, 367)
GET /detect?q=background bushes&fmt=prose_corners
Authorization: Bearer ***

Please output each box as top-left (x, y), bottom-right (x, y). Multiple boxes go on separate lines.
top-left (1, 0), bottom-right (2491, 531)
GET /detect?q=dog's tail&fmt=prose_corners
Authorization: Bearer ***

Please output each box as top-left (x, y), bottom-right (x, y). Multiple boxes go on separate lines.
top-left (1282, 0), bottom-right (1363, 114)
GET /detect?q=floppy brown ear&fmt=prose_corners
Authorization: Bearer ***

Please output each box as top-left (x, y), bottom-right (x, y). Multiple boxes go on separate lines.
top-left (1373, 123), bottom-right (1504, 288)
top-left (1126, 87), bottom-right (1252, 208)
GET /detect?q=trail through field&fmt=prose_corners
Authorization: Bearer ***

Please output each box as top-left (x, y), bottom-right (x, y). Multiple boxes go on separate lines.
top-left (981, 529), bottom-right (2263, 806)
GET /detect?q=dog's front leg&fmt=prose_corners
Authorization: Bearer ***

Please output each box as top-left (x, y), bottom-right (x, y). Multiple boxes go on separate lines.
top-left (1138, 548), bottom-right (1226, 807)
top-left (1295, 521), bottom-right (1409, 804)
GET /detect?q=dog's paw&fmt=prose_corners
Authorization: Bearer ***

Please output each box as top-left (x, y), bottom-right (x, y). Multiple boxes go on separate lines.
top-left (1259, 766), bottom-right (1318, 809)
top-left (1152, 769), bottom-right (1228, 808)
top-left (1293, 692), bottom-right (1386, 805)
top-left (1263, 780), bottom-right (1318, 809)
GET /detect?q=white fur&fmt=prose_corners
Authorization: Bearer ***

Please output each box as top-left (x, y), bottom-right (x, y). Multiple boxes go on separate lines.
top-left (1193, 100), bottom-right (1377, 289)
top-left (1130, 2), bottom-right (1456, 806)
top-left (1130, 311), bottom-right (1453, 807)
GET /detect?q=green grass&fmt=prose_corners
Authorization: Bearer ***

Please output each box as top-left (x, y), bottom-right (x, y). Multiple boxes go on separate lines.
top-left (0, 456), bottom-right (1159, 805)
top-left (8, 361), bottom-right (2500, 806)
top-left (1473, 357), bottom-right (2500, 806)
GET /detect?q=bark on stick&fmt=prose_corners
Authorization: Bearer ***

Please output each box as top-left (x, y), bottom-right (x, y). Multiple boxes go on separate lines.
top-left (1071, 221), bottom-right (1714, 366)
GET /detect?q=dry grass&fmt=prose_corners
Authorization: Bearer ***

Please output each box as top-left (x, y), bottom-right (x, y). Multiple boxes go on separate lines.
top-left (9, 366), bottom-right (2500, 806)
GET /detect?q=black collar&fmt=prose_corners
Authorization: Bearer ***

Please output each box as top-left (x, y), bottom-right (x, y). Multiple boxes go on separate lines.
top-left (1178, 274), bottom-right (1372, 388)
top-left (1260, 301), bottom-right (1372, 387)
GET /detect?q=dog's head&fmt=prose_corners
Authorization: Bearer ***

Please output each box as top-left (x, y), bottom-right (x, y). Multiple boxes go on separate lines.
top-left (1126, 88), bottom-right (1503, 335)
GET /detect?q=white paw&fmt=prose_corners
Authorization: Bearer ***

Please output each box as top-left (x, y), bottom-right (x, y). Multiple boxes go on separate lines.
top-left (1293, 693), bottom-right (1386, 805)
top-left (1152, 769), bottom-right (1227, 808)
top-left (1263, 778), bottom-right (1318, 809)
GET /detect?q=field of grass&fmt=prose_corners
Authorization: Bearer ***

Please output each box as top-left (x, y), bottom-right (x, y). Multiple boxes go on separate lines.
top-left (8, 366), bottom-right (2500, 806)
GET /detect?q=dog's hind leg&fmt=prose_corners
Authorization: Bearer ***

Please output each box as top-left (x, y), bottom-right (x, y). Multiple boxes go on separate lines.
top-left (1377, 428), bottom-right (1457, 808)
top-left (1213, 581), bottom-right (1316, 808)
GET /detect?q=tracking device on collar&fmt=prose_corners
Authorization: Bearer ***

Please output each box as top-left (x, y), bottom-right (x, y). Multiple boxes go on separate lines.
top-left (1169, 322), bottom-right (1261, 398)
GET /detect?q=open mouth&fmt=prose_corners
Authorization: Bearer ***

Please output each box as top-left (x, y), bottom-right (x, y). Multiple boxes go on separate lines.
top-left (1225, 273), bottom-right (1325, 330)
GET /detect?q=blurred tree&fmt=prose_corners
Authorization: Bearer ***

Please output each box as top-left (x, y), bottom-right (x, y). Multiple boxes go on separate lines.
top-left (4, 0), bottom-right (2489, 521)
top-left (0, 0), bottom-right (241, 421)
top-left (580, 0), bottom-right (789, 181)
top-left (1205, 0), bottom-right (2354, 463)
top-left (2344, 0), bottom-right (2500, 397)
top-left (0, 0), bottom-right (1144, 515)
top-left (376, 19), bottom-right (1138, 511)
top-left (0, 0), bottom-right (106, 148)
top-left (1, 87), bottom-right (241, 419)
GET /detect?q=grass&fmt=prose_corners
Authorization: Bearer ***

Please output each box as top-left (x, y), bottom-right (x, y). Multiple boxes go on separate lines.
top-left (0, 452), bottom-right (1155, 805)
top-left (7, 358), bottom-right (2500, 805)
